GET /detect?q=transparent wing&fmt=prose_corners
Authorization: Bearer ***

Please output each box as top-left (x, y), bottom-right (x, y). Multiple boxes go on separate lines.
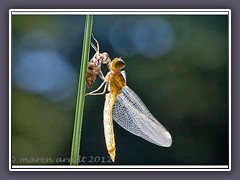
top-left (112, 86), bottom-right (172, 147)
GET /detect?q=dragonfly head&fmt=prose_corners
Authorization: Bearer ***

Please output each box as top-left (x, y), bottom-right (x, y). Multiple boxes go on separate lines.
top-left (109, 58), bottom-right (125, 71)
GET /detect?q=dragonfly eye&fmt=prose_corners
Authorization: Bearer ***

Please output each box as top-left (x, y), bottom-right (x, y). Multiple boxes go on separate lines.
top-left (112, 58), bottom-right (125, 70)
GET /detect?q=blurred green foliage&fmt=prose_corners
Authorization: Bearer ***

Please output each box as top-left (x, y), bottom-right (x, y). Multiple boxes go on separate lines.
top-left (11, 15), bottom-right (229, 165)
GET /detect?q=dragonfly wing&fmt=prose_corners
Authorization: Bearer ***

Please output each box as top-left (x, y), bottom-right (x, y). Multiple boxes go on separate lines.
top-left (112, 86), bottom-right (172, 147)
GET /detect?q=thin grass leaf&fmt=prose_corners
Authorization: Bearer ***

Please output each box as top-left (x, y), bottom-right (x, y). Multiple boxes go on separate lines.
top-left (70, 15), bottom-right (93, 165)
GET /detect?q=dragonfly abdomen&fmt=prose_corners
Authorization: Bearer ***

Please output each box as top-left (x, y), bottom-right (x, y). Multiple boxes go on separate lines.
top-left (103, 93), bottom-right (117, 162)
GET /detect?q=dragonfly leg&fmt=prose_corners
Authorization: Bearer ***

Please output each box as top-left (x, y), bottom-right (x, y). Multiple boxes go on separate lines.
top-left (92, 34), bottom-right (100, 51)
top-left (99, 71), bottom-right (105, 80)
top-left (85, 81), bottom-right (107, 96)
top-left (90, 42), bottom-right (97, 52)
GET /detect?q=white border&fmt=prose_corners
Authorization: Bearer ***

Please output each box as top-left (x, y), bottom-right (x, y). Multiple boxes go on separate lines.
top-left (11, 9), bottom-right (229, 15)
top-left (9, 9), bottom-right (12, 172)
top-left (228, 10), bottom-right (231, 171)
top-left (9, 9), bottom-right (231, 172)
top-left (11, 165), bottom-right (229, 172)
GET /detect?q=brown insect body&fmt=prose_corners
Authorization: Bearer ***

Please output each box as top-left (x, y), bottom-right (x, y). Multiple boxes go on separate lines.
top-left (86, 36), bottom-right (111, 88)
top-left (86, 63), bottom-right (100, 88)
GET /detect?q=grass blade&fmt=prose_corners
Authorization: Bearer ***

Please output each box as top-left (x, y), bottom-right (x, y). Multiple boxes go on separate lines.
top-left (70, 15), bottom-right (93, 165)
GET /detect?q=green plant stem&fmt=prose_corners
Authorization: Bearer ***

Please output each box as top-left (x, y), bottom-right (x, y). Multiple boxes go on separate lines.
top-left (70, 15), bottom-right (93, 165)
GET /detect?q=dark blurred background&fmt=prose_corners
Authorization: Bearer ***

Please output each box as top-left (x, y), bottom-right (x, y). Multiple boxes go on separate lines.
top-left (11, 15), bottom-right (229, 165)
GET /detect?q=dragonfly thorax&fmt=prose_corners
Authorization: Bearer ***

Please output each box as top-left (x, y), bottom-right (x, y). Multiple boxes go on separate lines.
top-left (108, 70), bottom-right (126, 95)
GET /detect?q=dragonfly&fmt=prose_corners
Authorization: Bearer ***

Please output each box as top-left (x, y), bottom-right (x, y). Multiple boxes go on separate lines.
top-left (86, 35), bottom-right (111, 88)
top-left (86, 56), bottom-right (172, 162)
